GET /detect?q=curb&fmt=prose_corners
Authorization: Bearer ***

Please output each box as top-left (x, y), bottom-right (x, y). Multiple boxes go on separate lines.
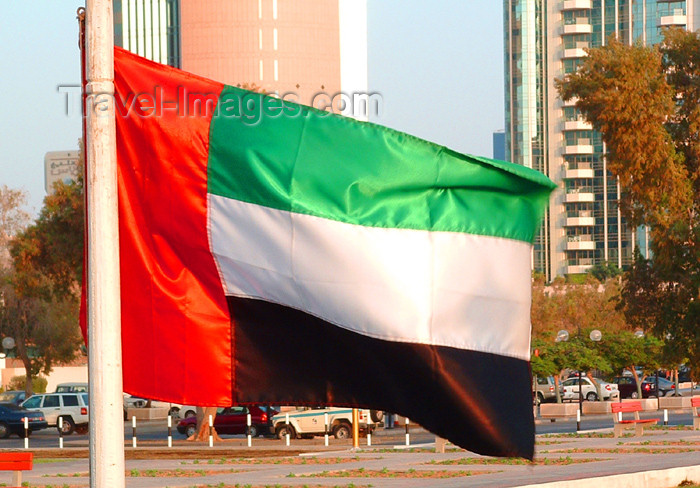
top-left (517, 464), bottom-right (700, 488)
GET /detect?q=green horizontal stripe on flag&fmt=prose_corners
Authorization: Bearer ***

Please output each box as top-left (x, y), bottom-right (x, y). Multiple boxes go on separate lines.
top-left (207, 86), bottom-right (556, 243)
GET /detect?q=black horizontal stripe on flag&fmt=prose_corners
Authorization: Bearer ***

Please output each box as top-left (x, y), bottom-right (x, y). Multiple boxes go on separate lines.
top-left (228, 296), bottom-right (534, 459)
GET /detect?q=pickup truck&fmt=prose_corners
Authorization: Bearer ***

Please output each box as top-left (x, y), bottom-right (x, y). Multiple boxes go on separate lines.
top-left (271, 407), bottom-right (374, 439)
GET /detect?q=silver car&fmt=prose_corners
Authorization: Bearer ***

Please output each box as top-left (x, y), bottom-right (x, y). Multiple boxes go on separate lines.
top-left (561, 376), bottom-right (619, 401)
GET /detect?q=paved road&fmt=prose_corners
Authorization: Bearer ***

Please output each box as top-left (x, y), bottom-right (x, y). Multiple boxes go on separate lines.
top-left (1, 408), bottom-right (697, 449)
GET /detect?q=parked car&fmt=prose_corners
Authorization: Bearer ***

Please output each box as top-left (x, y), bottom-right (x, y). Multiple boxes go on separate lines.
top-left (123, 394), bottom-right (147, 420)
top-left (177, 406), bottom-right (277, 438)
top-left (0, 391), bottom-right (26, 406)
top-left (647, 376), bottom-right (678, 396)
top-left (176, 405), bottom-right (198, 419)
top-left (561, 376), bottom-right (619, 401)
top-left (622, 367), bottom-right (645, 378)
top-left (55, 382), bottom-right (88, 393)
top-left (0, 403), bottom-right (48, 438)
top-left (127, 397), bottom-right (183, 417)
top-left (533, 376), bottom-right (560, 405)
top-left (21, 392), bottom-right (89, 435)
top-left (612, 376), bottom-right (676, 398)
top-left (271, 407), bottom-right (374, 440)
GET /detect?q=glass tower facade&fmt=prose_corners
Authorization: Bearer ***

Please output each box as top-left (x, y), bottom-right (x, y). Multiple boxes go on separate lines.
top-left (504, 0), bottom-right (698, 281)
top-left (114, 0), bottom-right (181, 68)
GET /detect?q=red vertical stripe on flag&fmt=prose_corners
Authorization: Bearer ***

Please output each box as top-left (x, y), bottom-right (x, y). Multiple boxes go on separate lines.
top-left (113, 48), bottom-right (231, 405)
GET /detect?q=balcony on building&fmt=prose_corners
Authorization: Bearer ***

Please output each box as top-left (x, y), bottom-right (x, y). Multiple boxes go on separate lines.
top-left (562, 47), bottom-right (588, 59)
top-left (565, 210), bottom-right (595, 227)
top-left (564, 163), bottom-right (594, 179)
top-left (659, 9), bottom-right (686, 26)
top-left (566, 235), bottom-right (596, 251)
top-left (565, 187), bottom-right (595, 203)
top-left (567, 262), bottom-right (594, 274)
top-left (562, 96), bottom-right (579, 107)
top-left (564, 140), bottom-right (594, 155)
top-left (563, 18), bottom-right (593, 34)
top-left (562, 0), bottom-right (593, 10)
top-left (564, 119), bottom-right (593, 131)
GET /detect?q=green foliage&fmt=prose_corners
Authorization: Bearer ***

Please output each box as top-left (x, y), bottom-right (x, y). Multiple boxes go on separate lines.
top-left (556, 30), bottom-right (700, 376)
top-left (600, 329), bottom-right (663, 397)
top-left (0, 272), bottom-right (82, 395)
top-left (0, 185), bottom-right (31, 270)
top-left (7, 375), bottom-right (47, 393)
top-left (10, 178), bottom-right (84, 298)
top-left (588, 262), bottom-right (622, 283)
top-left (531, 280), bottom-right (627, 341)
top-left (0, 177), bottom-right (84, 396)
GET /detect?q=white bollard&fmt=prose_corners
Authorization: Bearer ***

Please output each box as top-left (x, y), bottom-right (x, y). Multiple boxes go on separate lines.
top-left (209, 414), bottom-right (213, 447)
top-left (59, 417), bottom-right (64, 449)
top-left (324, 413), bottom-right (329, 447)
top-left (132, 416), bottom-right (137, 448)
top-left (285, 413), bottom-right (290, 447)
top-left (167, 415), bottom-right (172, 448)
top-left (664, 409), bottom-right (668, 426)
top-left (405, 418), bottom-right (410, 446)
top-left (246, 413), bottom-right (252, 447)
top-left (23, 417), bottom-right (28, 449)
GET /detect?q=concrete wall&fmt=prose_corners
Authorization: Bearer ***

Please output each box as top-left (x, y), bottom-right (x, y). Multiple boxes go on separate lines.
top-left (1, 366), bottom-right (87, 393)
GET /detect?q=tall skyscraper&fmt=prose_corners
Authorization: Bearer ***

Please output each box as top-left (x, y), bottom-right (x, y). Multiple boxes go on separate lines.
top-left (114, 0), bottom-right (368, 116)
top-left (114, 0), bottom-right (181, 68)
top-left (504, 0), bottom-right (698, 280)
top-left (493, 130), bottom-right (506, 161)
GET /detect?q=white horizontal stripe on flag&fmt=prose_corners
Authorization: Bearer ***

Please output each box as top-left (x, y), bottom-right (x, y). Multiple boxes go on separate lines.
top-left (209, 194), bottom-right (533, 361)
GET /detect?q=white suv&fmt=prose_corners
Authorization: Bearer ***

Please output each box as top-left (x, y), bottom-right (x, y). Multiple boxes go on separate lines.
top-left (22, 392), bottom-right (89, 435)
top-left (271, 407), bottom-right (374, 439)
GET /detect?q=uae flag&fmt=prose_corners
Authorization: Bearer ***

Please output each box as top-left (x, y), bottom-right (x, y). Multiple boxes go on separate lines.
top-left (106, 47), bottom-right (555, 458)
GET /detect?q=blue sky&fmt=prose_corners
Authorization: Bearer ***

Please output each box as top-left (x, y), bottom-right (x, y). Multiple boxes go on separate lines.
top-left (0, 1), bottom-right (503, 215)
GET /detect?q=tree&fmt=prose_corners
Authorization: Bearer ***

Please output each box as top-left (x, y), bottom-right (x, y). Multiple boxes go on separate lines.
top-left (10, 179), bottom-right (84, 298)
top-left (0, 186), bottom-right (31, 270)
top-left (1, 174), bottom-right (84, 396)
top-left (556, 30), bottom-right (700, 375)
top-left (0, 268), bottom-right (82, 397)
top-left (601, 331), bottom-right (663, 398)
top-left (8, 375), bottom-right (47, 394)
top-left (588, 262), bottom-right (622, 283)
top-left (531, 338), bottom-right (571, 403)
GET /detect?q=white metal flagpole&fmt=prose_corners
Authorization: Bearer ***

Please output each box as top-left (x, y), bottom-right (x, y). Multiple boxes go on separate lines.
top-left (84, 1), bottom-right (125, 487)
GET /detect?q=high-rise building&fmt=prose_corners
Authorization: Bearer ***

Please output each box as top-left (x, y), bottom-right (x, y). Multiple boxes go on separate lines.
top-left (114, 0), bottom-right (182, 68)
top-left (504, 0), bottom-right (698, 280)
top-left (114, 0), bottom-right (368, 117)
top-left (493, 130), bottom-right (507, 161)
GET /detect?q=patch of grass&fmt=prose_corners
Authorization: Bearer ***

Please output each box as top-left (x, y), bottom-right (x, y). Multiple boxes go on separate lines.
top-left (649, 424), bottom-right (692, 431)
top-left (294, 468), bottom-right (488, 479)
top-left (191, 485), bottom-right (375, 488)
top-left (372, 447), bottom-right (464, 453)
top-left (541, 432), bottom-right (621, 439)
top-left (623, 439), bottom-right (700, 447)
top-left (428, 456), bottom-right (603, 466)
top-left (549, 447), bottom-right (697, 455)
top-left (183, 456), bottom-right (367, 466)
top-left (126, 468), bottom-right (246, 477)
